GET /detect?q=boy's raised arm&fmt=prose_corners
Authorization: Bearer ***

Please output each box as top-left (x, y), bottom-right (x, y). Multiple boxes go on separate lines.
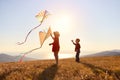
top-left (71, 40), bottom-right (76, 45)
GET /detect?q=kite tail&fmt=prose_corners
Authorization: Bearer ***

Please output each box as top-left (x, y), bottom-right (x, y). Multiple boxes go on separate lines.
top-left (19, 53), bottom-right (26, 62)
top-left (17, 24), bottom-right (41, 45)
top-left (18, 46), bottom-right (41, 62)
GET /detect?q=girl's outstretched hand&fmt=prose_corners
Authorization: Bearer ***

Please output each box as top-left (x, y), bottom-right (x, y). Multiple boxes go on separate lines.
top-left (49, 43), bottom-right (52, 46)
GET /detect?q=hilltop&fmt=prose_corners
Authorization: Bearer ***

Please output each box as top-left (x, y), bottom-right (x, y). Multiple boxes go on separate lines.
top-left (85, 50), bottom-right (120, 57)
top-left (0, 56), bottom-right (120, 80)
top-left (0, 53), bottom-right (35, 62)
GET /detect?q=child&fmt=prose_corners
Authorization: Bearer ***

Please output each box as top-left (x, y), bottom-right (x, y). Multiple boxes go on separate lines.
top-left (49, 31), bottom-right (60, 65)
top-left (71, 38), bottom-right (81, 62)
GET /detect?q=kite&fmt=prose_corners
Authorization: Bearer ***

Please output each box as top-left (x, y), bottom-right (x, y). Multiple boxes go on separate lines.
top-left (17, 10), bottom-right (52, 62)
top-left (39, 27), bottom-right (52, 47)
top-left (19, 27), bottom-right (52, 62)
top-left (17, 10), bottom-right (49, 45)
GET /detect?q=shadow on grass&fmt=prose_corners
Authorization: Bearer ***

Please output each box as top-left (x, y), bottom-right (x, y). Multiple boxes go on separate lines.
top-left (81, 62), bottom-right (109, 75)
top-left (37, 64), bottom-right (58, 80)
top-left (81, 62), bottom-right (120, 79)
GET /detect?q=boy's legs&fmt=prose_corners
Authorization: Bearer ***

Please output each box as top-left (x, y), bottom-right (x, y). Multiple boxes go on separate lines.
top-left (76, 51), bottom-right (80, 62)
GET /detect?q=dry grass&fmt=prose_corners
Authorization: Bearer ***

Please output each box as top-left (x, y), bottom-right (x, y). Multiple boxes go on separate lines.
top-left (0, 56), bottom-right (120, 80)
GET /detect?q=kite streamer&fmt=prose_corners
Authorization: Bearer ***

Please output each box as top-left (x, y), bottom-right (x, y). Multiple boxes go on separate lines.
top-left (17, 24), bottom-right (41, 45)
top-left (17, 10), bottom-right (49, 45)
top-left (19, 47), bottom-right (41, 62)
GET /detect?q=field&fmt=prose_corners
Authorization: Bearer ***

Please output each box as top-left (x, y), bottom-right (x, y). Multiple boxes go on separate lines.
top-left (0, 56), bottom-right (120, 80)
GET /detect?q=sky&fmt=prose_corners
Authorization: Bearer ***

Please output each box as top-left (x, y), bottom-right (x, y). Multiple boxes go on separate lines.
top-left (0, 0), bottom-right (120, 58)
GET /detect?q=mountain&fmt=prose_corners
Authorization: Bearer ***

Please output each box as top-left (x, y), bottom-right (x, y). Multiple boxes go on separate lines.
top-left (111, 49), bottom-right (120, 52)
top-left (0, 53), bottom-right (35, 62)
top-left (85, 50), bottom-right (120, 57)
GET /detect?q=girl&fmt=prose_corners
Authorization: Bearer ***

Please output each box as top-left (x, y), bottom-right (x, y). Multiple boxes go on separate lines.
top-left (49, 31), bottom-right (60, 65)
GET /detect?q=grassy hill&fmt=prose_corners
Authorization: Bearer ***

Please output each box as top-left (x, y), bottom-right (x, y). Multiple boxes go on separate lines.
top-left (0, 56), bottom-right (120, 80)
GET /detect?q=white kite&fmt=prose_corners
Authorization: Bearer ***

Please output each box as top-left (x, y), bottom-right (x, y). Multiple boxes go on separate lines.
top-left (39, 27), bottom-right (52, 47)
top-left (18, 10), bottom-right (51, 62)
top-left (17, 10), bottom-right (49, 45)
top-left (36, 10), bottom-right (49, 23)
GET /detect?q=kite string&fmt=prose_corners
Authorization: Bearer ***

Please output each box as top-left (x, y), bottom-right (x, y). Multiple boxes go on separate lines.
top-left (19, 46), bottom-right (41, 62)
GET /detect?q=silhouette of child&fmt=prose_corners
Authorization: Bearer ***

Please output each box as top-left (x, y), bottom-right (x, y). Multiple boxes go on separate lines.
top-left (71, 38), bottom-right (81, 62)
top-left (49, 31), bottom-right (60, 65)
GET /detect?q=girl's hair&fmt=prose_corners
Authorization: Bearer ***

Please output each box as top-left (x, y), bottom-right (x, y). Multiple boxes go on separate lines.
top-left (54, 31), bottom-right (60, 37)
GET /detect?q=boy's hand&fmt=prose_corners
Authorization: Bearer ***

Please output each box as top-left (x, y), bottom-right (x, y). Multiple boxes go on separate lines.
top-left (71, 40), bottom-right (73, 42)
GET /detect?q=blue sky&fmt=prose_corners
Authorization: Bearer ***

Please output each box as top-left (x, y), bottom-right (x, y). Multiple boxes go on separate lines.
top-left (0, 0), bottom-right (120, 56)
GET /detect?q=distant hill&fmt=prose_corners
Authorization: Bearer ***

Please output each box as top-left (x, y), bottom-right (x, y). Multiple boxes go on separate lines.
top-left (0, 53), bottom-right (35, 62)
top-left (85, 50), bottom-right (120, 57)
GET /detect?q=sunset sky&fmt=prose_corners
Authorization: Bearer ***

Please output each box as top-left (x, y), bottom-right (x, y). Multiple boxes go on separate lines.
top-left (0, 0), bottom-right (120, 58)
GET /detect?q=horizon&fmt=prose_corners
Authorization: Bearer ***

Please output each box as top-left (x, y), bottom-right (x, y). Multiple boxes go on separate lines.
top-left (0, 50), bottom-right (95, 59)
top-left (0, 49), bottom-right (120, 60)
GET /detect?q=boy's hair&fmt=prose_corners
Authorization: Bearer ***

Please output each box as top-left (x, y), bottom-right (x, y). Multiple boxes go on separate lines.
top-left (76, 38), bottom-right (80, 42)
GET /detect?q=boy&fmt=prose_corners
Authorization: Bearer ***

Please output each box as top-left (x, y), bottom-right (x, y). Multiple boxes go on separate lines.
top-left (71, 38), bottom-right (81, 62)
